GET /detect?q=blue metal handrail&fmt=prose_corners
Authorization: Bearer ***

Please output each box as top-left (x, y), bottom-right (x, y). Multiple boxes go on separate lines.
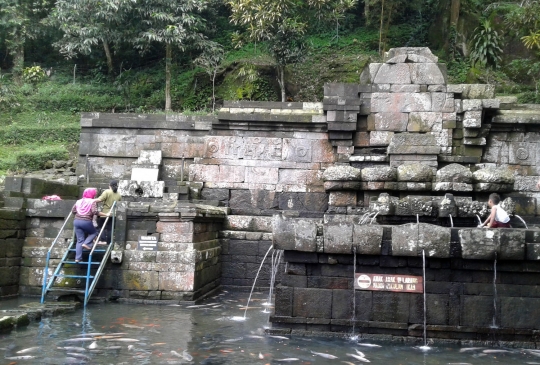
top-left (85, 201), bottom-right (117, 306)
top-left (41, 212), bottom-right (74, 303)
top-left (41, 201), bottom-right (118, 306)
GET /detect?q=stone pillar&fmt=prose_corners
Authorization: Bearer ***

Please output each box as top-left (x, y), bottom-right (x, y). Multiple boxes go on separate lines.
top-left (0, 208), bottom-right (25, 298)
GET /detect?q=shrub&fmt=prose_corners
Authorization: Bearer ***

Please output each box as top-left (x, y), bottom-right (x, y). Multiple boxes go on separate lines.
top-left (0, 126), bottom-right (80, 145)
top-left (470, 20), bottom-right (503, 68)
top-left (14, 146), bottom-right (69, 171)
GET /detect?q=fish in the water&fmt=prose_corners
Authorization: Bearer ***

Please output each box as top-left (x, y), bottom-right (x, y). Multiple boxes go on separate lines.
top-left (16, 347), bottom-right (41, 354)
top-left (121, 324), bottom-right (145, 329)
top-left (275, 358), bottom-right (300, 362)
top-left (183, 350), bottom-right (193, 361)
top-left (57, 346), bottom-right (86, 352)
top-left (88, 341), bottom-right (98, 349)
top-left (311, 350), bottom-right (338, 359)
top-left (459, 347), bottom-right (484, 352)
top-left (171, 350), bottom-right (183, 358)
top-left (347, 353), bottom-right (371, 362)
top-left (61, 338), bottom-right (95, 342)
top-left (106, 338), bottom-right (140, 342)
top-left (75, 332), bottom-right (105, 337)
top-left (67, 352), bottom-right (91, 360)
top-left (355, 349), bottom-right (366, 357)
top-left (483, 349), bottom-right (510, 353)
top-left (268, 335), bottom-right (289, 340)
top-left (5, 355), bottom-right (37, 360)
top-left (342, 362), bottom-right (356, 365)
top-left (224, 337), bottom-right (243, 342)
top-left (258, 352), bottom-right (264, 359)
top-left (247, 335), bottom-right (264, 339)
top-left (357, 343), bottom-right (381, 348)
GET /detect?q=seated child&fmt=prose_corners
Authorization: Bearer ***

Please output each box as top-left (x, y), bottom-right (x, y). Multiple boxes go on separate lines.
top-left (480, 193), bottom-right (511, 228)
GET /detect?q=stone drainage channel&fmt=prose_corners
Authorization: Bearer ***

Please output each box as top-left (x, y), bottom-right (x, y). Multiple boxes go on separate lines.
top-left (2, 292), bottom-right (540, 364)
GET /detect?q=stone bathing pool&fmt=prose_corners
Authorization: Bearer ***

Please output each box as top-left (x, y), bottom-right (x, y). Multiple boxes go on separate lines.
top-left (1, 292), bottom-right (540, 364)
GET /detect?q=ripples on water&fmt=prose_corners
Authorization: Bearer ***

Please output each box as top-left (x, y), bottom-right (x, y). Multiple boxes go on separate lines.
top-left (0, 291), bottom-right (538, 364)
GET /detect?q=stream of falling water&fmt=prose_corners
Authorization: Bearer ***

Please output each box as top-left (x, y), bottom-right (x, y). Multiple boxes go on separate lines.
top-left (514, 215), bottom-right (529, 229)
top-left (239, 245), bottom-right (273, 320)
top-left (351, 246), bottom-right (357, 338)
top-left (263, 249), bottom-right (283, 314)
top-left (449, 214), bottom-right (453, 228)
top-left (491, 252), bottom-right (498, 329)
top-left (423, 249), bottom-right (428, 348)
top-left (476, 214), bottom-right (482, 226)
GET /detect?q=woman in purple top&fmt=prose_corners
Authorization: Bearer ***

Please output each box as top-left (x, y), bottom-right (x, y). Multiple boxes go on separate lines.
top-left (72, 188), bottom-right (99, 262)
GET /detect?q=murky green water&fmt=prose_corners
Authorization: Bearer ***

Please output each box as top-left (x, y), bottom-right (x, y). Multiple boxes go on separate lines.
top-left (0, 291), bottom-right (539, 364)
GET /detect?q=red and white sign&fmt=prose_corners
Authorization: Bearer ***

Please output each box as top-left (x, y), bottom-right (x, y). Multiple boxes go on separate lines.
top-left (354, 273), bottom-right (423, 293)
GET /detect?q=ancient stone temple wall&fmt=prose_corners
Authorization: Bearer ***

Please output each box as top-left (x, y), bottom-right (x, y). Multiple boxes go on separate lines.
top-left (4, 47), bottom-right (540, 342)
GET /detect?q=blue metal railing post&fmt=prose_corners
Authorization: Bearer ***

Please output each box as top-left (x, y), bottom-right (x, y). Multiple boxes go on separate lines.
top-left (85, 201), bottom-right (116, 306)
top-left (40, 211), bottom-right (74, 304)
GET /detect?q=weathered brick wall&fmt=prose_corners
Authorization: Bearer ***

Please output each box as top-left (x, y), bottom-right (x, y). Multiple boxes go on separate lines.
top-left (101, 212), bottom-right (223, 301)
top-left (272, 214), bottom-right (540, 341)
top-left (0, 208), bottom-right (25, 298)
top-left (220, 215), bottom-right (282, 289)
top-left (78, 107), bottom-right (333, 217)
top-left (18, 200), bottom-right (75, 296)
top-left (272, 251), bottom-right (540, 343)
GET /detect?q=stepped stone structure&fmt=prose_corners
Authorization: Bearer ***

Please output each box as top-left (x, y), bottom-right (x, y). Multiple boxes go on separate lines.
top-left (2, 47), bottom-right (540, 343)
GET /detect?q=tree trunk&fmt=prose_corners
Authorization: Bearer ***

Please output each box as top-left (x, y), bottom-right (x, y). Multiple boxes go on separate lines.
top-left (277, 65), bottom-right (286, 102)
top-left (103, 41), bottom-right (114, 75)
top-left (212, 69), bottom-right (216, 112)
top-left (382, 2), bottom-right (394, 54)
top-left (12, 43), bottom-right (24, 82)
top-left (450, 0), bottom-right (460, 25)
top-left (378, 0), bottom-right (385, 55)
top-left (165, 43), bottom-right (172, 112)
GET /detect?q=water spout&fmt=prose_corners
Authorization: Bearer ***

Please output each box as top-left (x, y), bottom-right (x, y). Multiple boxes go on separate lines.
top-left (514, 215), bottom-right (528, 229)
top-left (369, 212), bottom-right (379, 225)
top-left (449, 214), bottom-right (453, 228)
top-left (244, 245), bottom-right (274, 319)
top-left (360, 212), bottom-right (377, 225)
top-left (417, 214), bottom-right (419, 224)
top-left (491, 252), bottom-right (498, 329)
top-left (476, 214), bottom-right (483, 227)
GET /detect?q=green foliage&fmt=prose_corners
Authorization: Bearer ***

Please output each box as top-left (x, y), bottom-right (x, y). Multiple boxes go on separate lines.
top-left (503, 1), bottom-right (540, 38)
top-left (22, 66), bottom-right (46, 85)
top-left (0, 144), bottom-right (69, 172)
top-left (0, 0), bottom-right (53, 74)
top-left (446, 58), bottom-right (472, 83)
top-left (522, 31), bottom-right (540, 51)
top-left (470, 19), bottom-right (503, 68)
top-left (14, 145), bottom-right (69, 171)
top-left (0, 74), bottom-right (20, 109)
top-left (0, 125), bottom-right (79, 145)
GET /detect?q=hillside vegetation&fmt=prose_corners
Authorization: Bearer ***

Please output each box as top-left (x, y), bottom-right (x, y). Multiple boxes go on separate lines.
top-left (1, 0), bottom-right (540, 179)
